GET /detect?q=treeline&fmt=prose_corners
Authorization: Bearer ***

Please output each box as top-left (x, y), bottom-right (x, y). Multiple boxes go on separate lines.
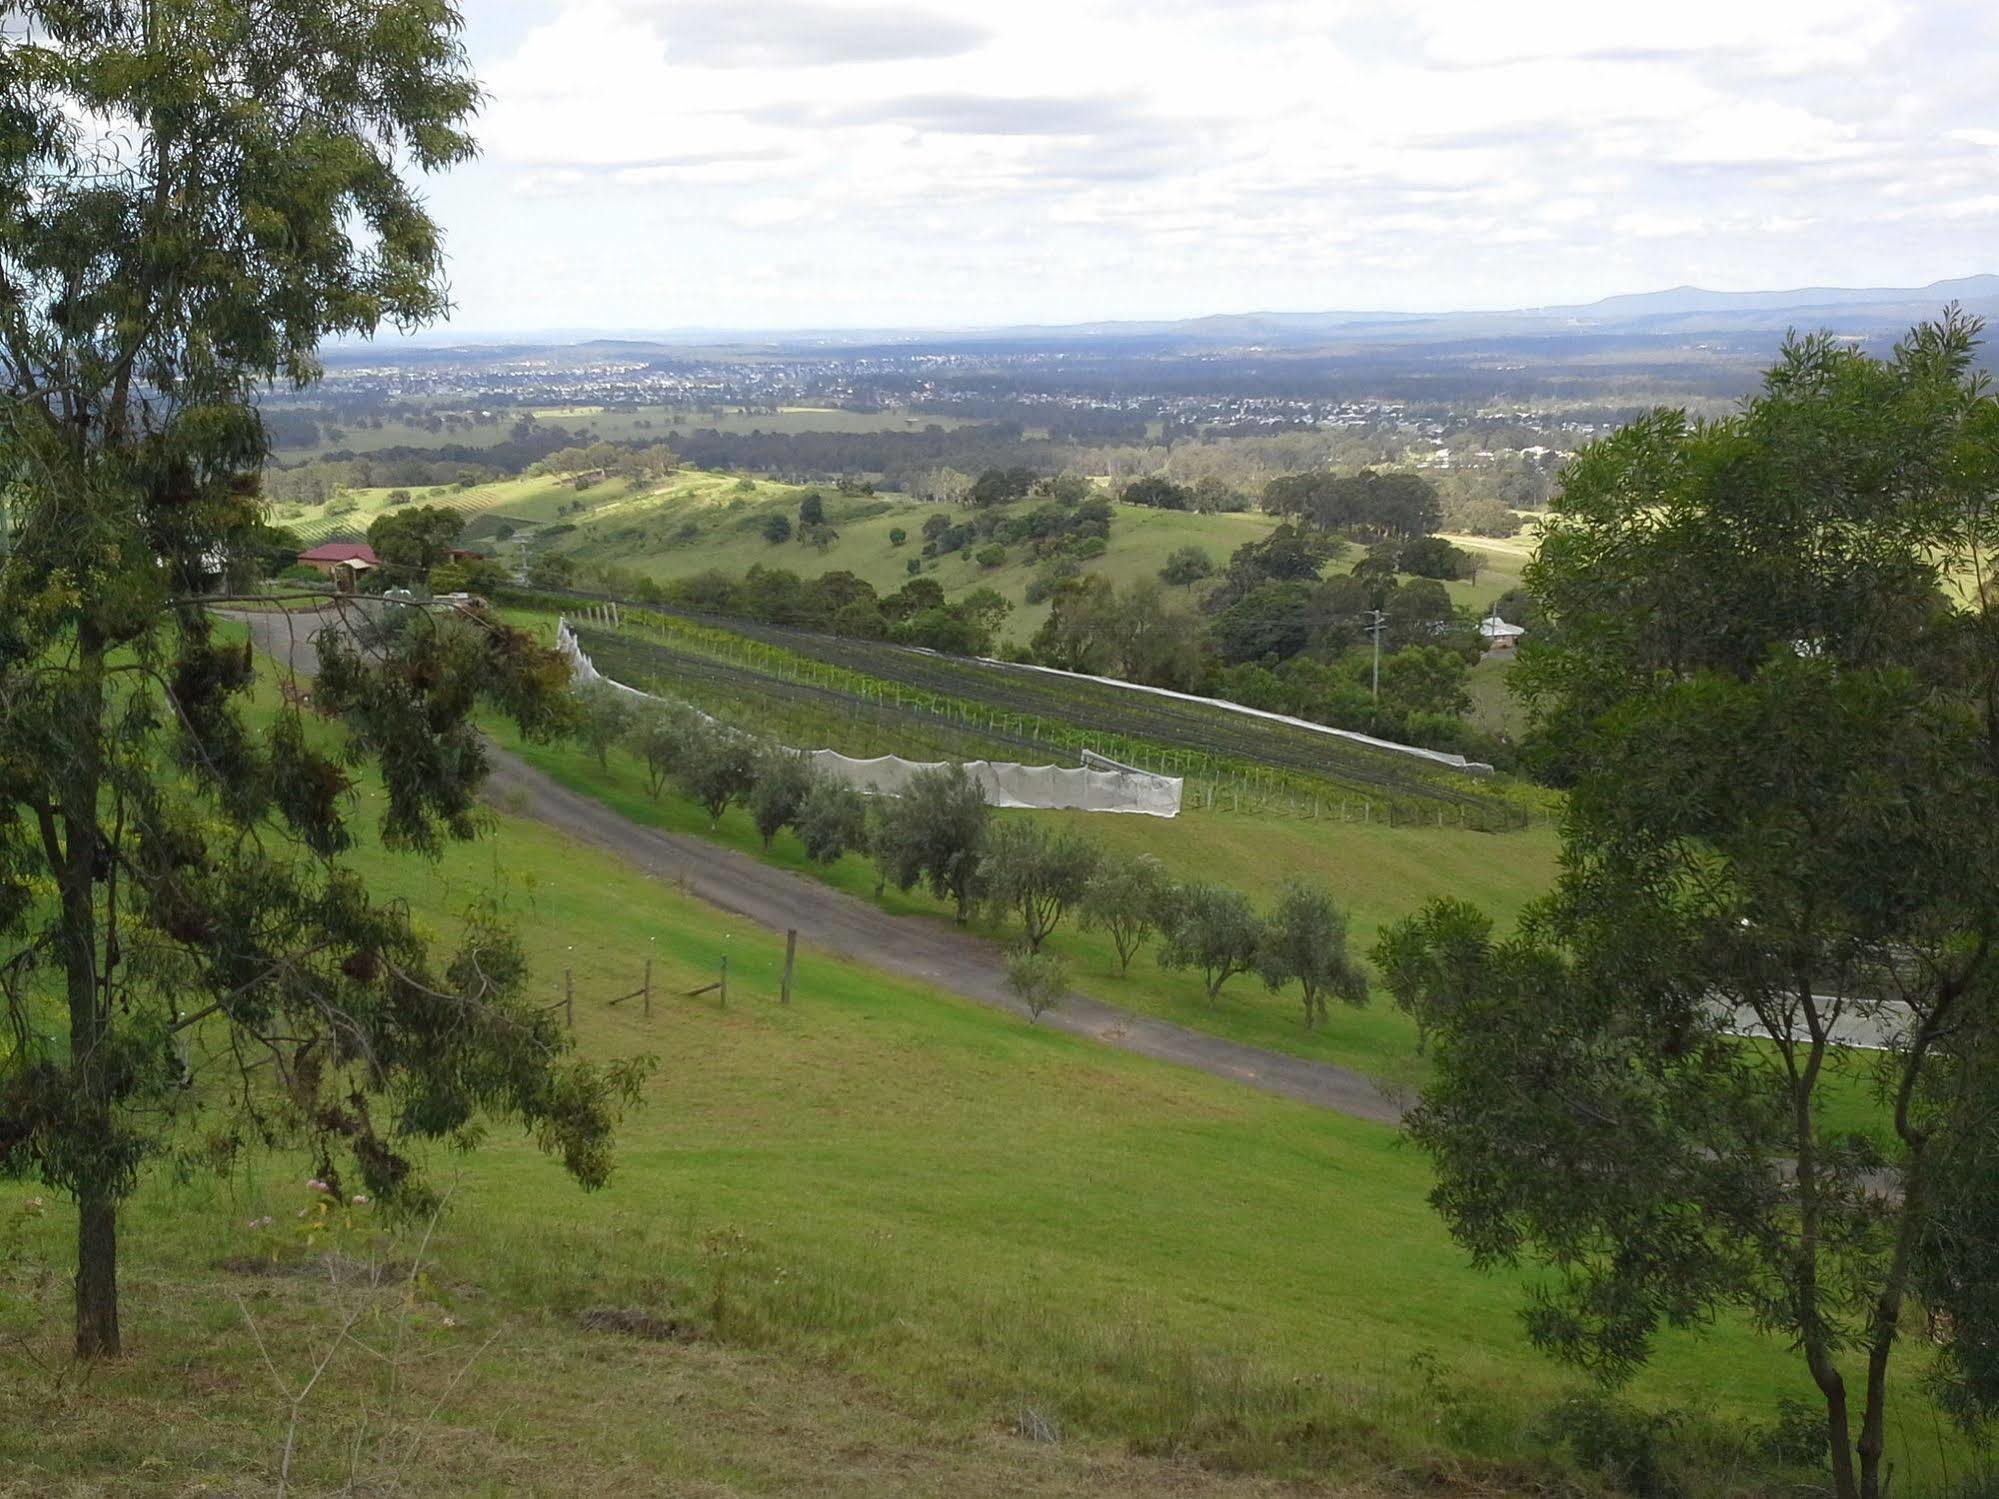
top-left (565, 701), bottom-right (1375, 1028)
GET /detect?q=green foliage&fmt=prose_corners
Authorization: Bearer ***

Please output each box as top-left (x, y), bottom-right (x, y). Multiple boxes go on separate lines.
top-left (979, 821), bottom-right (1099, 951)
top-left (1005, 945), bottom-right (1070, 1023)
top-left (748, 746), bottom-right (816, 851)
top-left (1264, 469), bottom-right (1443, 541)
top-left (1371, 898), bottom-right (1493, 1054)
top-left (1407, 314), bottom-right (1999, 1499)
top-left (1256, 882), bottom-right (1369, 1029)
top-left (790, 773), bottom-right (869, 864)
top-left (760, 513), bottom-right (793, 544)
top-left (888, 526), bottom-right (908, 547)
top-left (673, 721), bottom-right (761, 829)
top-left (1078, 852), bottom-right (1173, 973)
top-left (1158, 882), bottom-right (1264, 1001)
top-left (870, 765), bottom-right (990, 922)
top-left (572, 681), bottom-right (639, 771)
top-left (628, 702), bottom-right (698, 800)
top-left (1159, 545), bottom-right (1216, 588)
top-left (369, 504), bottom-right (466, 575)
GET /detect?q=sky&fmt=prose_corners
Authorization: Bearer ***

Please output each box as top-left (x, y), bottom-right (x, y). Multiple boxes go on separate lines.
top-left (417, 0), bottom-right (1999, 334)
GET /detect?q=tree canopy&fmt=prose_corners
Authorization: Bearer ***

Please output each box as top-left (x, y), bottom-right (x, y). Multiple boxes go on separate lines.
top-left (0, 1), bottom-right (643, 1359)
top-left (1402, 313), bottom-right (1999, 1499)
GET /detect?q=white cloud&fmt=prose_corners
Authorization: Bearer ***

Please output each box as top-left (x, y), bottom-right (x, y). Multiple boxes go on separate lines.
top-left (426, 0), bottom-right (1996, 329)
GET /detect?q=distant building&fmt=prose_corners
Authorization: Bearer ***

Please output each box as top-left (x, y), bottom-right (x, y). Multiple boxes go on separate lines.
top-left (298, 541), bottom-right (378, 591)
top-left (1479, 611), bottom-right (1526, 650)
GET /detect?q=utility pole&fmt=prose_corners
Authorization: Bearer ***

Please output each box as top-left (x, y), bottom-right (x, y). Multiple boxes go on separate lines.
top-left (1365, 608), bottom-right (1387, 703)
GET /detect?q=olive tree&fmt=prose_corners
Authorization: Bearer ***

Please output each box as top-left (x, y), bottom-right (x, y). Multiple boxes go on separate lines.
top-left (573, 681), bottom-right (638, 772)
top-left (1157, 881), bottom-right (1263, 1001)
top-left (628, 702), bottom-right (698, 801)
top-left (1078, 853), bottom-right (1172, 974)
top-left (790, 774), bottom-right (869, 864)
top-left (673, 721), bottom-right (761, 829)
top-left (747, 746), bottom-right (815, 851)
top-left (869, 764), bottom-right (989, 922)
top-left (978, 820), bottom-right (1099, 951)
top-left (1404, 315), bottom-right (1999, 1499)
top-left (1256, 881), bottom-right (1369, 1029)
top-left (1005, 946), bottom-right (1069, 1024)
top-left (0, 1), bottom-right (645, 1359)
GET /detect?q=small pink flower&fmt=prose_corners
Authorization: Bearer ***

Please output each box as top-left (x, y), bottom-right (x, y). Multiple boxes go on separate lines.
top-left (305, 1178), bottom-right (330, 1193)
top-left (351, 1194), bottom-right (369, 1205)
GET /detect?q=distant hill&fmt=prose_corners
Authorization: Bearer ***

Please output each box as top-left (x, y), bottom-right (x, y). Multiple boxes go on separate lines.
top-left (346, 275), bottom-right (1999, 364)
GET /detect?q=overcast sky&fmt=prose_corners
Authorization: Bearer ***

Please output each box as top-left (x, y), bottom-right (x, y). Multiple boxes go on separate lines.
top-left (419, 0), bottom-right (1999, 333)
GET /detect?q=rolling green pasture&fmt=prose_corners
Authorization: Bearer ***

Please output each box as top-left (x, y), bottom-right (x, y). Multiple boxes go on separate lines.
top-left (0, 665), bottom-right (1919, 1496)
top-left (550, 483), bottom-right (1281, 641)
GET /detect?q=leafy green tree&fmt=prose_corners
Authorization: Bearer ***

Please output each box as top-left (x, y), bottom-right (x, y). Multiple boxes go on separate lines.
top-left (1159, 545), bottom-right (1215, 589)
top-left (0, 1), bottom-right (643, 1360)
top-left (979, 821), bottom-right (1099, 951)
top-left (759, 512), bottom-right (793, 544)
top-left (367, 504), bottom-right (465, 575)
top-left (572, 682), bottom-right (638, 772)
top-left (888, 526), bottom-right (908, 547)
top-left (870, 765), bottom-right (989, 922)
top-left (747, 747), bottom-right (815, 851)
top-left (1256, 882), bottom-right (1369, 1028)
top-left (629, 704), bottom-right (697, 800)
top-left (1005, 946), bottom-right (1069, 1024)
top-left (1370, 898), bottom-right (1492, 1055)
top-left (790, 774), bottom-right (869, 864)
top-left (1404, 315), bottom-right (1999, 1499)
top-left (1158, 882), bottom-right (1263, 1000)
top-left (527, 551), bottom-right (576, 589)
top-left (673, 721), bottom-right (761, 829)
top-left (797, 492), bottom-right (826, 527)
top-left (1079, 854), bottom-right (1173, 973)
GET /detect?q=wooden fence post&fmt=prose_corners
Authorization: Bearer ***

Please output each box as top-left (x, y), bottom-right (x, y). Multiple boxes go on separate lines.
top-left (565, 967), bottom-right (573, 1028)
top-left (719, 955), bottom-right (728, 1008)
top-left (781, 929), bottom-right (797, 1005)
top-left (642, 957), bottom-right (652, 1017)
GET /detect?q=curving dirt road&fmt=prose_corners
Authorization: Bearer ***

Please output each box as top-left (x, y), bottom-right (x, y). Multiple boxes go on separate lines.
top-left (227, 605), bottom-right (1407, 1127)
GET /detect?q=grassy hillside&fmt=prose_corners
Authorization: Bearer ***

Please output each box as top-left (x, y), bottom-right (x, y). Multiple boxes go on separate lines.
top-left (551, 481), bottom-right (1282, 641)
top-left (0, 665), bottom-right (1921, 1495)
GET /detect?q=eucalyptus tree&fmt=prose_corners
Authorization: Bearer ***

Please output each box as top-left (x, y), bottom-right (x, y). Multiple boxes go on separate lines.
top-left (1402, 314), bottom-right (1999, 1499)
top-left (0, 3), bottom-right (643, 1360)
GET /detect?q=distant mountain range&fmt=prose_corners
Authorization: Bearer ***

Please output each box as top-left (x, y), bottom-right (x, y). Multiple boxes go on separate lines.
top-left (339, 275), bottom-right (1999, 362)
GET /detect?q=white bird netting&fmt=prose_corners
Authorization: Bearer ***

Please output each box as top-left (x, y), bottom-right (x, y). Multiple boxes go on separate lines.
top-left (557, 619), bottom-right (1182, 817)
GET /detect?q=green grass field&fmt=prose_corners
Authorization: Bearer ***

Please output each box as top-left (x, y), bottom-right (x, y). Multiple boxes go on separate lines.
top-left (549, 483), bottom-right (1282, 642)
top-left (0, 661), bottom-right (1934, 1496)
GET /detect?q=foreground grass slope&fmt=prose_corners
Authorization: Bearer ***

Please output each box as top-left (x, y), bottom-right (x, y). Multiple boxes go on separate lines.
top-left (0, 668), bottom-right (1917, 1495)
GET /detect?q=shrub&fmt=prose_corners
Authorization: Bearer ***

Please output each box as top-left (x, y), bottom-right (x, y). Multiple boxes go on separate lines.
top-left (888, 526), bottom-right (908, 547)
top-left (974, 544), bottom-right (1006, 569)
top-left (759, 513), bottom-right (792, 544)
top-left (1005, 946), bottom-right (1069, 1024)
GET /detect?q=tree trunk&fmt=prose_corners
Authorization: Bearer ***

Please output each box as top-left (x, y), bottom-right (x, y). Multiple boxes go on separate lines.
top-left (62, 627), bottom-right (117, 1358)
top-left (74, 1193), bottom-right (120, 1358)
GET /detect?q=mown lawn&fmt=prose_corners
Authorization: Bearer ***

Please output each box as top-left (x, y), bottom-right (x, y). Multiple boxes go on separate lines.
top-left (0, 758), bottom-right (1911, 1496)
